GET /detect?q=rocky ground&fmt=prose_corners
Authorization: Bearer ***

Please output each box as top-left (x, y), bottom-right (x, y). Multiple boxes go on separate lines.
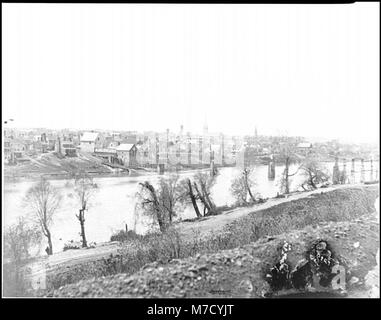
top-left (52, 209), bottom-right (379, 298)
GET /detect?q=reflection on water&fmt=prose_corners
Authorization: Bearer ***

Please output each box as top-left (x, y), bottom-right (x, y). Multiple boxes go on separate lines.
top-left (3, 161), bottom-right (377, 252)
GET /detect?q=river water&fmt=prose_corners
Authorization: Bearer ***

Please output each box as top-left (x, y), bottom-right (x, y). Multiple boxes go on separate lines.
top-left (3, 161), bottom-right (377, 253)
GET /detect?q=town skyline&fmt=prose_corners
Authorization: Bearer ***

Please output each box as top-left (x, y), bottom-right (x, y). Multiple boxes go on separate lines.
top-left (3, 123), bottom-right (379, 146)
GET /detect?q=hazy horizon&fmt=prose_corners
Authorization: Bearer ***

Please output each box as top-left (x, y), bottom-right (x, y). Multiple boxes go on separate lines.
top-left (2, 3), bottom-right (380, 144)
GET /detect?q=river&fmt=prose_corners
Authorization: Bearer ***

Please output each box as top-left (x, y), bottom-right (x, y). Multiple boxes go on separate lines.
top-left (3, 161), bottom-right (378, 253)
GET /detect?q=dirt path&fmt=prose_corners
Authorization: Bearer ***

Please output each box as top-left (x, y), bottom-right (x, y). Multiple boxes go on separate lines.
top-left (26, 242), bottom-right (121, 290)
top-left (176, 184), bottom-right (373, 239)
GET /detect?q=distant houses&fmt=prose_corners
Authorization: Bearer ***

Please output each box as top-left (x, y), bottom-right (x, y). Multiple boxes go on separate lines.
top-left (9, 139), bottom-right (27, 159)
top-left (55, 137), bottom-right (77, 157)
top-left (79, 132), bottom-right (104, 153)
top-left (296, 142), bottom-right (313, 156)
top-left (115, 143), bottom-right (138, 167)
top-left (93, 147), bottom-right (118, 164)
top-left (3, 127), bottom-right (247, 168)
top-left (4, 138), bottom-right (12, 163)
top-left (4, 138), bottom-right (31, 164)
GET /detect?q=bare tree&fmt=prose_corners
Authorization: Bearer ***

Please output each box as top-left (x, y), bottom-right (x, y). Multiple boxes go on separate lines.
top-left (137, 181), bottom-right (168, 232)
top-left (299, 158), bottom-right (330, 190)
top-left (73, 172), bottom-right (97, 248)
top-left (25, 178), bottom-right (61, 255)
top-left (157, 174), bottom-right (185, 223)
top-left (193, 171), bottom-right (218, 216)
top-left (230, 167), bottom-right (258, 205)
top-left (178, 178), bottom-right (202, 218)
top-left (276, 141), bottom-right (303, 194)
top-left (136, 174), bottom-right (185, 232)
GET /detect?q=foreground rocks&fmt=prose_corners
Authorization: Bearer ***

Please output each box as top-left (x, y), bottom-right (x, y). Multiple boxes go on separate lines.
top-left (53, 211), bottom-right (379, 298)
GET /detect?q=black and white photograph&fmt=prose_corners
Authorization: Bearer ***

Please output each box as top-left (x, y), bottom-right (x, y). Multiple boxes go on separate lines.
top-left (2, 2), bottom-right (380, 303)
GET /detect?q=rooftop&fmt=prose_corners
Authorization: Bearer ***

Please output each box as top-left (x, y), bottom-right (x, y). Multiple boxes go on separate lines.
top-left (297, 142), bottom-right (313, 148)
top-left (81, 132), bottom-right (99, 142)
top-left (115, 143), bottom-right (135, 152)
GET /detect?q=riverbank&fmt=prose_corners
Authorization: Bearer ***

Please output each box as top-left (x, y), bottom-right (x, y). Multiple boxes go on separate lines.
top-left (3, 151), bottom-right (220, 183)
top-left (17, 183), bottom-right (378, 296)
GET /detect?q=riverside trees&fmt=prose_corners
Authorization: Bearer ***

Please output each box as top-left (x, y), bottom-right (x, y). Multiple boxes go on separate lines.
top-left (230, 167), bottom-right (259, 205)
top-left (277, 143), bottom-right (302, 195)
top-left (73, 172), bottom-right (97, 248)
top-left (24, 178), bottom-right (61, 255)
top-left (136, 174), bottom-right (185, 232)
top-left (192, 171), bottom-right (218, 216)
top-left (277, 142), bottom-right (330, 193)
top-left (178, 178), bottom-right (202, 218)
top-left (178, 171), bottom-right (219, 218)
top-left (299, 158), bottom-right (330, 190)
top-left (136, 170), bottom-right (219, 232)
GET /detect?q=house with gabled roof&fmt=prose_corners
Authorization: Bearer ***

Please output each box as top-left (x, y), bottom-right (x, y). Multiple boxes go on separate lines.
top-left (115, 143), bottom-right (138, 167)
top-left (79, 131), bottom-right (104, 153)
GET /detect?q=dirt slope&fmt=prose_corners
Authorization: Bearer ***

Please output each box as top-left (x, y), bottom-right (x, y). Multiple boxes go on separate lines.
top-left (4, 152), bottom-right (113, 179)
top-left (52, 210), bottom-right (379, 298)
top-left (30, 184), bottom-right (378, 293)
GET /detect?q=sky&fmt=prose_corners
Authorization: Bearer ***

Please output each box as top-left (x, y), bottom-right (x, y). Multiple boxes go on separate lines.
top-left (2, 3), bottom-right (380, 143)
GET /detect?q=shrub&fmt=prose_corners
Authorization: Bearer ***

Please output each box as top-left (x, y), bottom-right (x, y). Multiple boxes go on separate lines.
top-left (110, 229), bottom-right (142, 242)
top-left (63, 240), bottom-right (82, 251)
top-left (3, 217), bottom-right (41, 297)
top-left (63, 240), bottom-right (96, 251)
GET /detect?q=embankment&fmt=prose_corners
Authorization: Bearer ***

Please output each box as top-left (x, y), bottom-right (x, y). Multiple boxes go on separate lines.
top-left (195, 185), bottom-right (379, 246)
top-left (45, 184), bottom-right (378, 294)
top-left (53, 213), bottom-right (379, 297)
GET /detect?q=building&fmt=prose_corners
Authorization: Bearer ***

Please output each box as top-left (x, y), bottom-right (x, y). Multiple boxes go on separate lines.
top-left (108, 140), bottom-right (121, 149)
top-left (296, 142), bottom-right (313, 156)
top-left (115, 143), bottom-right (138, 167)
top-left (10, 139), bottom-right (27, 159)
top-left (4, 138), bottom-right (29, 163)
top-left (94, 148), bottom-right (118, 163)
top-left (4, 138), bottom-right (11, 162)
top-left (79, 132), bottom-right (104, 153)
top-left (46, 135), bottom-right (57, 151)
top-left (55, 137), bottom-right (77, 157)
